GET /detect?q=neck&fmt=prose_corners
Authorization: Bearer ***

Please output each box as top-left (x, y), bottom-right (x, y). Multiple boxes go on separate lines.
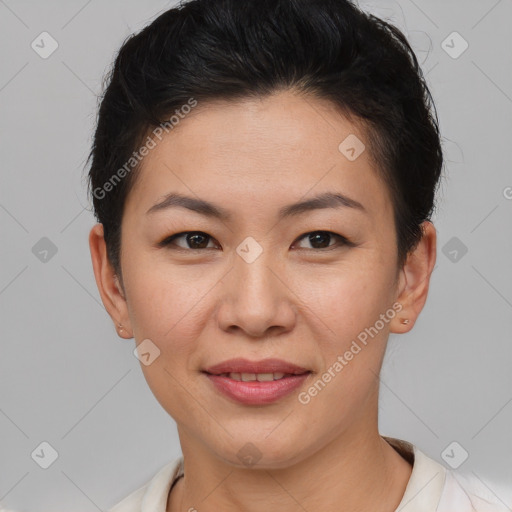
top-left (168, 425), bottom-right (412, 512)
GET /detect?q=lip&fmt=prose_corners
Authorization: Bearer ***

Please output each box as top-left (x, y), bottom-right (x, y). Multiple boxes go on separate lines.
top-left (203, 358), bottom-right (310, 375)
top-left (204, 372), bottom-right (311, 405)
top-left (202, 358), bottom-right (312, 406)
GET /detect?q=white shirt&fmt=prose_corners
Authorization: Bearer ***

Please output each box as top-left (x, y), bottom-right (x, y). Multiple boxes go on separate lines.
top-left (106, 436), bottom-right (510, 512)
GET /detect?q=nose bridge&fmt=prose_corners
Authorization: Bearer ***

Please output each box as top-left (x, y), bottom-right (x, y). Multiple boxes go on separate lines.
top-left (239, 244), bottom-right (276, 292)
top-left (217, 239), bottom-right (295, 336)
top-left (234, 242), bottom-right (280, 310)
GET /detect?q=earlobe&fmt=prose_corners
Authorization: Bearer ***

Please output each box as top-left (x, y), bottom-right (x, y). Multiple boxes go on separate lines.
top-left (88, 223), bottom-right (133, 338)
top-left (390, 221), bottom-right (437, 334)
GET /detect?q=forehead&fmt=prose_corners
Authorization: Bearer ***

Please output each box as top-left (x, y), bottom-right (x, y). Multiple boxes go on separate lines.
top-left (125, 90), bottom-right (393, 222)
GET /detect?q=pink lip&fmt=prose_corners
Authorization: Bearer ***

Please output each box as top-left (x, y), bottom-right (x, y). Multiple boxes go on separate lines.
top-left (203, 358), bottom-right (312, 405)
top-left (203, 357), bottom-right (310, 375)
top-left (205, 373), bottom-right (310, 405)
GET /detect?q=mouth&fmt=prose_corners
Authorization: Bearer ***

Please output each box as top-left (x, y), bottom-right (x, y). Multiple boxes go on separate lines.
top-left (203, 371), bottom-right (309, 381)
top-left (202, 361), bottom-right (312, 405)
top-left (203, 357), bottom-right (311, 376)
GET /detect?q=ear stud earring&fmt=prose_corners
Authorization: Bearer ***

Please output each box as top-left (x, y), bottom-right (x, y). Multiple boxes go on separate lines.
top-left (400, 319), bottom-right (410, 325)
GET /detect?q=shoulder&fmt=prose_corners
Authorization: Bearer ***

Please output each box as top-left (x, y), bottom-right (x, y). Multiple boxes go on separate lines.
top-left (108, 457), bottom-right (184, 512)
top-left (438, 471), bottom-right (512, 512)
top-left (383, 436), bottom-right (511, 512)
top-left (108, 485), bottom-right (146, 512)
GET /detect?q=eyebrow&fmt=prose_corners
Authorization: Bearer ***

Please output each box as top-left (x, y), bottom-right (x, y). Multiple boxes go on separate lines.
top-left (146, 191), bottom-right (367, 220)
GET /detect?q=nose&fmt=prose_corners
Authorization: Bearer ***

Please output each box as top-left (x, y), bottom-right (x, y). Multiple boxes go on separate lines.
top-left (216, 250), bottom-right (297, 339)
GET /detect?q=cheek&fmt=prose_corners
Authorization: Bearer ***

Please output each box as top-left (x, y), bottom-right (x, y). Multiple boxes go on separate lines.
top-left (296, 272), bottom-right (391, 423)
top-left (122, 261), bottom-right (221, 416)
top-left (123, 250), bottom-right (214, 345)
top-left (301, 260), bottom-right (392, 329)
top-left (299, 261), bottom-right (395, 377)
top-left (125, 265), bottom-right (212, 421)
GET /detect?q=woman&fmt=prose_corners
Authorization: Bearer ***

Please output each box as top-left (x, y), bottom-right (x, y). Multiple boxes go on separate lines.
top-left (86, 0), bottom-right (509, 511)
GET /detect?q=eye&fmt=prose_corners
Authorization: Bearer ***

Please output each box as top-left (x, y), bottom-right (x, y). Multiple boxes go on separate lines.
top-left (158, 230), bottom-right (353, 251)
top-left (158, 231), bottom-right (219, 250)
top-left (292, 231), bottom-right (353, 250)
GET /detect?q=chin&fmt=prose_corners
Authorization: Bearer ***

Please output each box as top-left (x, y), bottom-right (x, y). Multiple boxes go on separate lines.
top-left (212, 433), bottom-right (312, 470)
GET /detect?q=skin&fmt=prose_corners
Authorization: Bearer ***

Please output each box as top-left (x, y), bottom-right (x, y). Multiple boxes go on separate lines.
top-left (89, 89), bottom-right (436, 512)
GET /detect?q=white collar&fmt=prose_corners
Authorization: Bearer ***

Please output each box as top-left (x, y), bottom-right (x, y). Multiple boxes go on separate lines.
top-left (382, 436), bottom-right (447, 511)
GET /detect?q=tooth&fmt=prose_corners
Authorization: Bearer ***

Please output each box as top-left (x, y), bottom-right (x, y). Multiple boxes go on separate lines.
top-left (273, 372), bottom-right (285, 380)
top-left (256, 373), bottom-right (274, 382)
top-left (241, 373), bottom-right (257, 381)
top-left (229, 372), bottom-right (242, 381)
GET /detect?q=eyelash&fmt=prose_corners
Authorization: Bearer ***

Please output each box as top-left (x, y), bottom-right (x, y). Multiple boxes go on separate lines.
top-left (158, 231), bottom-right (355, 252)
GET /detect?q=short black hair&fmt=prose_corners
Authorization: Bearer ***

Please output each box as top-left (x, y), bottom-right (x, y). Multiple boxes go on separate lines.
top-left (87, 0), bottom-right (444, 282)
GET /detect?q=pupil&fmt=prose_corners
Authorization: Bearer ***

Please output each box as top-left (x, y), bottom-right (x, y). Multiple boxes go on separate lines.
top-left (310, 232), bottom-right (330, 249)
top-left (189, 233), bottom-right (208, 248)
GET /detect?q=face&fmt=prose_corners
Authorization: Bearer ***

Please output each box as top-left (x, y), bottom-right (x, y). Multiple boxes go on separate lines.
top-left (98, 90), bottom-right (413, 468)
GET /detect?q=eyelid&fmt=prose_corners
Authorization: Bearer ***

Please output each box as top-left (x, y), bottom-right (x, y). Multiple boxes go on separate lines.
top-left (158, 231), bottom-right (219, 250)
top-left (292, 231), bottom-right (354, 250)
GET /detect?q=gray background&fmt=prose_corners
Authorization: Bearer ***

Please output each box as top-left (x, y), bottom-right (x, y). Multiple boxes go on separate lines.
top-left (1, 0), bottom-right (511, 510)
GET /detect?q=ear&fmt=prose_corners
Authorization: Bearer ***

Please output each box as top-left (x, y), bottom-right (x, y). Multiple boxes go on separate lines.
top-left (390, 221), bottom-right (437, 334)
top-left (89, 223), bottom-right (133, 339)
